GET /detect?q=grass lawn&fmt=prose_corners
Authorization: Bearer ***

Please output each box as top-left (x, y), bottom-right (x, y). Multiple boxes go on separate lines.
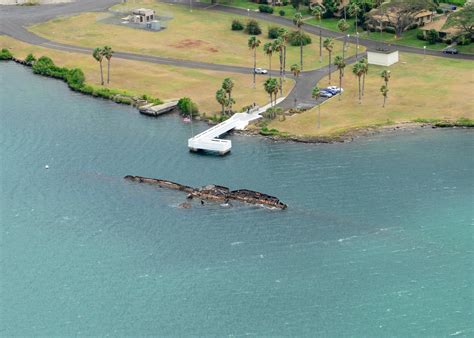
top-left (201, 0), bottom-right (474, 54)
top-left (359, 29), bottom-right (447, 50)
top-left (0, 35), bottom-right (293, 114)
top-left (28, 1), bottom-right (356, 71)
top-left (269, 52), bottom-right (474, 137)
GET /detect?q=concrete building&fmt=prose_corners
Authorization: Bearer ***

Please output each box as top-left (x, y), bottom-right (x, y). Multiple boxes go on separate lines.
top-left (131, 8), bottom-right (155, 23)
top-left (367, 48), bottom-right (399, 67)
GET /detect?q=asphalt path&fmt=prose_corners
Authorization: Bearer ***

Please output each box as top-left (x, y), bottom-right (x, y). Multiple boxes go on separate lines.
top-left (1, 0), bottom-right (472, 109)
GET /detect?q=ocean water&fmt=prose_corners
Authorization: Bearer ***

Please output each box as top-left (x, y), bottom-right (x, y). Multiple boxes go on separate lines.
top-left (1, 62), bottom-right (473, 336)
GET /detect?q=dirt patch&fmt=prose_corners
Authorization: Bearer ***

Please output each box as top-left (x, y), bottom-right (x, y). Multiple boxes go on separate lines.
top-left (171, 39), bottom-right (218, 53)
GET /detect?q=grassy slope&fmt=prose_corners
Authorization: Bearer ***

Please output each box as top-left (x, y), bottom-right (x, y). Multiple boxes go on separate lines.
top-left (0, 35), bottom-right (293, 113)
top-left (28, 1), bottom-right (357, 71)
top-left (269, 52), bottom-right (474, 137)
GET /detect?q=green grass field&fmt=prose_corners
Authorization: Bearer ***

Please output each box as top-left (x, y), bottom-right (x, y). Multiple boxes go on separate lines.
top-left (29, 1), bottom-right (357, 71)
top-left (204, 0), bottom-right (474, 54)
top-left (269, 52), bottom-right (474, 137)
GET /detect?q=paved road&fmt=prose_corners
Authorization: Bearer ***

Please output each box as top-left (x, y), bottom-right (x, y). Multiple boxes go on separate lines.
top-left (1, 0), bottom-right (471, 109)
top-left (197, 0), bottom-right (474, 61)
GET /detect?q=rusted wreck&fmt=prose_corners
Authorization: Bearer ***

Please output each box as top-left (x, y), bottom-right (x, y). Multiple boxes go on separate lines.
top-left (124, 175), bottom-right (287, 209)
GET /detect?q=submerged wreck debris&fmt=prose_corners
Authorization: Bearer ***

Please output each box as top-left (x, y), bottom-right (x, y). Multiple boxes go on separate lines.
top-left (124, 175), bottom-right (287, 210)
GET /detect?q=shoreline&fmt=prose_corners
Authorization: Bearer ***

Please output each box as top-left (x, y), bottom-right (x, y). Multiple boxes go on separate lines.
top-left (235, 121), bottom-right (473, 144)
top-left (3, 58), bottom-right (472, 144)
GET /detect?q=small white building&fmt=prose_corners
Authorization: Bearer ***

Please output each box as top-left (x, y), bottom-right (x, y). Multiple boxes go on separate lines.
top-left (367, 48), bottom-right (399, 67)
top-left (131, 8), bottom-right (155, 23)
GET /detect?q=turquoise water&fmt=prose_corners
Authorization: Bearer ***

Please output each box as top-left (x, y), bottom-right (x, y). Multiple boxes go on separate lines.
top-left (1, 62), bottom-right (473, 336)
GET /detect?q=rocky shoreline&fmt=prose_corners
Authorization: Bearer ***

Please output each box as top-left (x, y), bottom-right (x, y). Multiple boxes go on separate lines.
top-left (124, 175), bottom-right (288, 209)
top-left (234, 121), bottom-right (473, 145)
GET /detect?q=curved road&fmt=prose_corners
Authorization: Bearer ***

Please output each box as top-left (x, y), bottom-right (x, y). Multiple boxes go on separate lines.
top-left (1, 0), bottom-right (472, 109)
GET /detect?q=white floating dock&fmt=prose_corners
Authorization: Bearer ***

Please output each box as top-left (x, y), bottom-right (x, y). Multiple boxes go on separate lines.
top-left (188, 98), bottom-right (285, 155)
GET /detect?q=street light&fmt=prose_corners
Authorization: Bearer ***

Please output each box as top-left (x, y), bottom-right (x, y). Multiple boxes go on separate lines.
top-left (423, 45), bottom-right (426, 59)
top-left (247, 8), bottom-right (250, 17)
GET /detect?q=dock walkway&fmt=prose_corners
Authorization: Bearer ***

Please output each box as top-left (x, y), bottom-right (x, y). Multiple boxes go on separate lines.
top-left (188, 98), bottom-right (285, 155)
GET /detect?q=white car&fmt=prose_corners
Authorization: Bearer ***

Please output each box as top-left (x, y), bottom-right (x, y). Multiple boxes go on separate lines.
top-left (327, 86), bottom-right (344, 93)
top-left (254, 68), bottom-right (268, 74)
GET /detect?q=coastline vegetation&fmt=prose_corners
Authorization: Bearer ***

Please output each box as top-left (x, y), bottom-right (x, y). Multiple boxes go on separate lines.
top-left (0, 36), bottom-right (289, 113)
top-left (0, 48), bottom-right (13, 60)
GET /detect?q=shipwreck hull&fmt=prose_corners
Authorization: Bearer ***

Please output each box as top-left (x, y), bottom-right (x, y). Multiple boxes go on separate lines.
top-left (124, 175), bottom-right (287, 209)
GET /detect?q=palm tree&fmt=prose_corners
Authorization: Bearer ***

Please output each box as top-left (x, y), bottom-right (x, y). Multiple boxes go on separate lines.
top-left (312, 6), bottom-right (325, 63)
top-left (271, 80), bottom-right (280, 107)
top-left (216, 88), bottom-right (227, 115)
top-left (352, 62), bottom-right (364, 103)
top-left (222, 78), bottom-right (235, 113)
top-left (348, 3), bottom-right (361, 34)
top-left (264, 77), bottom-right (278, 108)
top-left (272, 38), bottom-right (284, 96)
top-left (277, 28), bottom-right (289, 77)
top-left (263, 42), bottom-right (273, 77)
top-left (360, 58), bottom-right (369, 96)
top-left (312, 86), bottom-right (321, 128)
top-left (290, 63), bottom-right (300, 107)
top-left (248, 36), bottom-right (261, 88)
top-left (334, 55), bottom-right (346, 100)
top-left (323, 38), bottom-right (334, 84)
top-left (102, 46), bottom-right (113, 84)
top-left (337, 19), bottom-right (350, 60)
top-left (293, 12), bottom-right (304, 70)
top-left (92, 47), bottom-right (104, 85)
top-left (380, 84), bottom-right (389, 107)
top-left (380, 69), bottom-right (391, 88)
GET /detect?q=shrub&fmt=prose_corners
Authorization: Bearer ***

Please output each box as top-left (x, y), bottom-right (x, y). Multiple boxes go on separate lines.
top-left (260, 126), bottom-right (280, 135)
top-left (416, 29), bottom-right (426, 40)
top-left (436, 7), bottom-right (443, 14)
top-left (279, 9), bottom-right (286, 16)
top-left (177, 97), bottom-right (199, 117)
top-left (93, 87), bottom-right (113, 99)
top-left (0, 48), bottom-right (13, 60)
top-left (268, 26), bottom-right (281, 39)
top-left (259, 4), bottom-right (274, 13)
top-left (384, 26), bottom-right (396, 34)
top-left (231, 19), bottom-right (244, 31)
top-left (32, 56), bottom-right (69, 79)
top-left (456, 34), bottom-right (471, 45)
top-left (66, 68), bottom-right (85, 87)
top-left (282, 0), bottom-right (289, 5)
top-left (426, 29), bottom-right (439, 44)
top-left (79, 85), bottom-right (94, 95)
top-left (25, 53), bottom-right (36, 64)
top-left (288, 30), bottom-right (312, 46)
top-left (245, 19), bottom-right (262, 35)
top-left (113, 96), bottom-right (133, 105)
top-left (140, 94), bottom-right (162, 104)
top-left (322, 0), bottom-right (337, 18)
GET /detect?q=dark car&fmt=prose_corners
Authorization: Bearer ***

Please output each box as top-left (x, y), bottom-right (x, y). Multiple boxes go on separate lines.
top-left (443, 47), bottom-right (459, 55)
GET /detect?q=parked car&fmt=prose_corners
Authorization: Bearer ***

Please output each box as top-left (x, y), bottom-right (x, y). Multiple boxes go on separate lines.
top-left (254, 68), bottom-right (268, 74)
top-left (319, 90), bottom-right (333, 98)
top-left (327, 86), bottom-right (344, 93)
top-left (443, 47), bottom-right (458, 55)
top-left (323, 87), bottom-right (339, 95)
